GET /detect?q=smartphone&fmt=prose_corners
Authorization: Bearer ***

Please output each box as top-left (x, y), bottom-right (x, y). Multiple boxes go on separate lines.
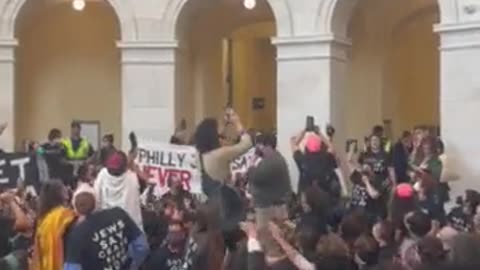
top-left (305, 116), bottom-right (315, 132)
top-left (346, 139), bottom-right (358, 153)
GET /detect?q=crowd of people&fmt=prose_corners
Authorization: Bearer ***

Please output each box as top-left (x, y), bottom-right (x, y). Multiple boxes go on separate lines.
top-left (0, 109), bottom-right (480, 270)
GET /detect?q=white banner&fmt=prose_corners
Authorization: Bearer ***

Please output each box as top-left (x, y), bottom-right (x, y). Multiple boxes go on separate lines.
top-left (230, 148), bottom-right (256, 177)
top-left (136, 142), bottom-right (202, 195)
top-left (136, 142), bottom-right (257, 197)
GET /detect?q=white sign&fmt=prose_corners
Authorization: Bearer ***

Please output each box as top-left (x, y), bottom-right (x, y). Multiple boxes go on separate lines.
top-left (136, 141), bottom-right (257, 197)
top-left (136, 142), bottom-right (202, 195)
top-left (230, 148), bottom-right (256, 176)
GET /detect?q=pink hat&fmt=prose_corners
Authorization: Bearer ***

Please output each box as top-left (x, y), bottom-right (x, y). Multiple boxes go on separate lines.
top-left (395, 183), bottom-right (414, 199)
top-left (305, 135), bottom-right (322, 153)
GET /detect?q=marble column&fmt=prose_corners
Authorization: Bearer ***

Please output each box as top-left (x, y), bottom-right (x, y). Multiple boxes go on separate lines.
top-left (273, 35), bottom-right (350, 191)
top-left (0, 39), bottom-right (17, 151)
top-left (118, 41), bottom-right (177, 150)
top-left (435, 22), bottom-right (480, 197)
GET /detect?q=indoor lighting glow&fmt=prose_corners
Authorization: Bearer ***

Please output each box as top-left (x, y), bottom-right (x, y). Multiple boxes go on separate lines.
top-left (243, 0), bottom-right (256, 10)
top-left (72, 0), bottom-right (86, 11)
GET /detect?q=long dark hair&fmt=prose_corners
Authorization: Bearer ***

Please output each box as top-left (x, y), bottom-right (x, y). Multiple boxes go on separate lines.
top-left (38, 180), bottom-right (66, 219)
top-left (194, 118), bottom-right (220, 154)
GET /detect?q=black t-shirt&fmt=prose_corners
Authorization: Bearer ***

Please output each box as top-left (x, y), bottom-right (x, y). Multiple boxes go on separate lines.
top-left (41, 142), bottom-right (66, 179)
top-left (293, 150), bottom-right (336, 193)
top-left (64, 207), bottom-right (142, 270)
top-left (447, 207), bottom-right (471, 232)
top-left (144, 246), bottom-right (184, 270)
top-left (359, 150), bottom-right (392, 182)
top-left (350, 172), bottom-right (390, 219)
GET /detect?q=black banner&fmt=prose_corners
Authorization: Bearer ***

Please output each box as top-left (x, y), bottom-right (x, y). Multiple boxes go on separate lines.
top-left (0, 152), bottom-right (38, 189)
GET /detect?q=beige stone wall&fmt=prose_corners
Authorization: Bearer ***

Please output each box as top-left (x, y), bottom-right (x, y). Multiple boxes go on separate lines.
top-left (175, 1), bottom-right (276, 132)
top-left (15, 3), bottom-right (121, 149)
top-left (345, 0), bottom-right (439, 141)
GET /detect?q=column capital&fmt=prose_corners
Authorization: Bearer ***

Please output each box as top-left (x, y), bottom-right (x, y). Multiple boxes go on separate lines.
top-left (272, 34), bottom-right (351, 62)
top-left (0, 39), bottom-right (18, 63)
top-left (435, 22), bottom-right (480, 51)
top-left (117, 40), bottom-right (178, 65)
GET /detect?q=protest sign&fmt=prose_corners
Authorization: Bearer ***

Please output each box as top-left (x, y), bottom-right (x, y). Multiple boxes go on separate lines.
top-left (136, 142), bottom-right (202, 195)
top-left (0, 152), bottom-right (37, 189)
top-left (230, 148), bottom-right (256, 176)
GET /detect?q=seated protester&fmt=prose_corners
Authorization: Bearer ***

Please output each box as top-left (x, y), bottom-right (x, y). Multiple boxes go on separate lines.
top-left (141, 206), bottom-right (168, 250)
top-left (416, 236), bottom-right (448, 269)
top-left (372, 220), bottom-right (397, 263)
top-left (353, 234), bottom-right (380, 270)
top-left (447, 190), bottom-right (480, 232)
top-left (340, 210), bottom-right (369, 251)
top-left (266, 222), bottom-right (312, 270)
top-left (315, 232), bottom-right (355, 270)
top-left (144, 221), bottom-right (188, 270)
top-left (32, 180), bottom-right (76, 270)
top-left (349, 164), bottom-right (390, 223)
top-left (64, 191), bottom-right (149, 270)
top-left (399, 211), bottom-right (432, 270)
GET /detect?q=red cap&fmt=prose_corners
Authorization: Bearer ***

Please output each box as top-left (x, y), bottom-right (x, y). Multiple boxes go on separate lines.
top-left (106, 152), bottom-right (123, 171)
top-left (305, 135), bottom-right (322, 153)
top-left (395, 183), bottom-right (414, 199)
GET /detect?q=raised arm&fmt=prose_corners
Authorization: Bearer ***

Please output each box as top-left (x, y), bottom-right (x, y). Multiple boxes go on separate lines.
top-left (218, 112), bottom-right (253, 162)
top-left (269, 222), bottom-right (315, 270)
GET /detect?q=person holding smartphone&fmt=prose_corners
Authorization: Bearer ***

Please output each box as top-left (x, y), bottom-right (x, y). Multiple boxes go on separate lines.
top-left (193, 107), bottom-right (252, 250)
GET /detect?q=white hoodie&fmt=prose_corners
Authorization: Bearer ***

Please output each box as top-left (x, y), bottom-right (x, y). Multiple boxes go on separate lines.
top-left (94, 167), bottom-right (143, 229)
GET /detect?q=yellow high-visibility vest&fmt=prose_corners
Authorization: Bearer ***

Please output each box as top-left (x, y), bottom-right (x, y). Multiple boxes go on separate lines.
top-left (62, 138), bottom-right (89, 160)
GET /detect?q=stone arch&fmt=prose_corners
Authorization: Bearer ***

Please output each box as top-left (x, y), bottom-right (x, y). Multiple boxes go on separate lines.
top-left (0, 0), bottom-right (138, 40)
top-left (317, 0), bottom-right (446, 38)
top-left (161, 0), bottom-right (294, 39)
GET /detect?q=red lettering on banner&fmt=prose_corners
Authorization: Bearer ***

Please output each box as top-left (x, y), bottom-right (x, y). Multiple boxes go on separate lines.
top-left (141, 165), bottom-right (192, 191)
top-left (158, 168), bottom-right (169, 187)
top-left (180, 171), bottom-right (191, 191)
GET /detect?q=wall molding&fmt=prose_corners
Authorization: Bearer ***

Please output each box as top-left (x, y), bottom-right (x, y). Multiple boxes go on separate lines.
top-left (0, 39), bottom-right (17, 63)
top-left (272, 34), bottom-right (350, 62)
top-left (117, 40), bottom-right (178, 49)
top-left (434, 22), bottom-right (480, 33)
top-left (272, 34), bottom-right (351, 47)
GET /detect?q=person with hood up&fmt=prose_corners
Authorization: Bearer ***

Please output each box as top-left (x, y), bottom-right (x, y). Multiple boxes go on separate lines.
top-left (94, 151), bottom-right (143, 229)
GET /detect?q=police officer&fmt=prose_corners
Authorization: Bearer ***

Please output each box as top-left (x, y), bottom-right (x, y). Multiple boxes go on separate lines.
top-left (62, 122), bottom-right (93, 182)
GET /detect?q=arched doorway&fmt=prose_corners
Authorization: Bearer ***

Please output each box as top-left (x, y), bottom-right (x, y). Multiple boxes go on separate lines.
top-left (330, 0), bottom-right (440, 142)
top-left (174, 0), bottom-right (277, 135)
top-left (14, 0), bottom-right (122, 149)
